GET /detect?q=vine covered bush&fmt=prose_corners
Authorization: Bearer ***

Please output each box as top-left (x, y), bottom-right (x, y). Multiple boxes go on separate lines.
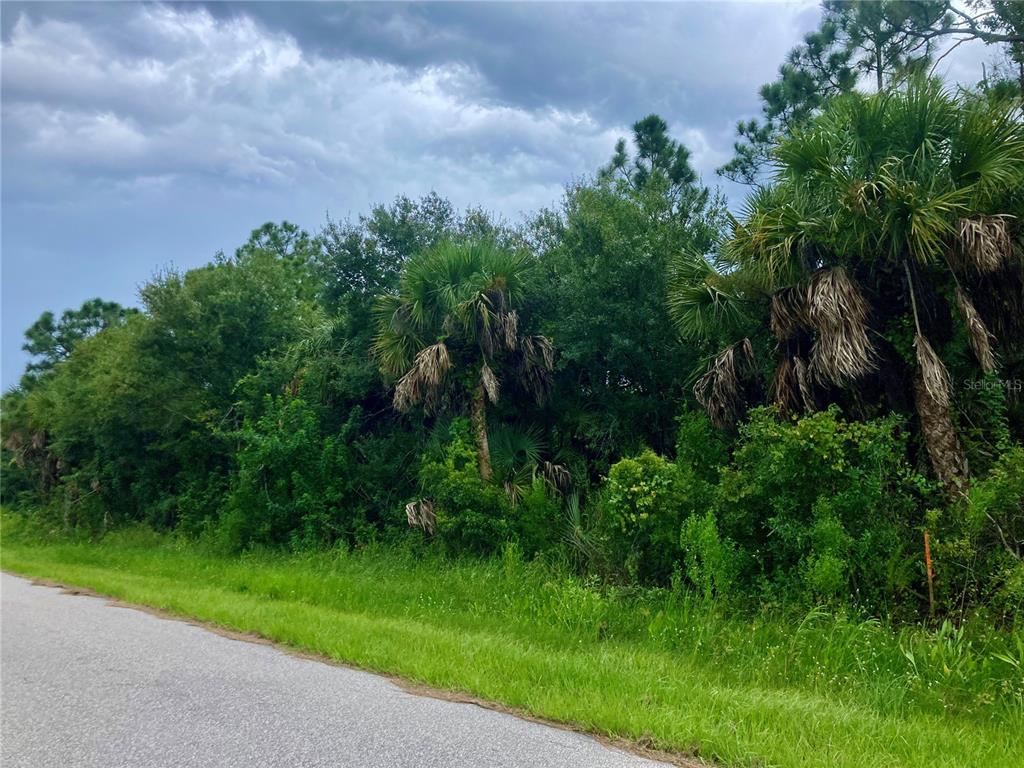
top-left (219, 396), bottom-right (367, 551)
top-left (418, 421), bottom-right (513, 556)
top-left (597, 449), bottom-right (708, 584)
top-left (712, 408), bottom-right (930, 612)
top-left (931, 446), bottom-right (1024, 618)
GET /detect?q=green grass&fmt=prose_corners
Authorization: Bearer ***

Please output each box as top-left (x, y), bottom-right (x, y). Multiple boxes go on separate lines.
top-left (2, 524), bottom-right (1022, 768)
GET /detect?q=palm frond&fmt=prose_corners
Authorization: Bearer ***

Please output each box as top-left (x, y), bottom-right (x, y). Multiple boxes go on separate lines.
top-left (793, 356), bottom-right (815, 413)
top-left (955, 215), bottom-right (1014, 274)
top-left (518, 335), bottom-right (555, 404)
top-left (950, 98), bottom-right (1024, 209)
top-left (480, 361), bottom-right (500, 404)
top-left (770, 284), bottom-right (810, 341)
top-left (771, 357), bottom-right (802, 417)
top-left (955, 286), bottom-right (997, 374)
top-left (667, 250), bottom-right (752, 341)
top-left (914, 331), bottom-right (952, 410)
top-left (394, 342), bottom-right (452, 411)
top-left (539, 461), bottom-right (572, 496)
top-left (561, 492), bottom-right (603, 572)
top-left (500, 310), bottom-right (519, 351)
top-left (405, 499), bottom-right (436, 535)
top-left (694, 338), bottom-right (756, 428)
top-left (490, 423), bottom-right (546, 475)
top-left (805, 267), bottom-right (875, 385)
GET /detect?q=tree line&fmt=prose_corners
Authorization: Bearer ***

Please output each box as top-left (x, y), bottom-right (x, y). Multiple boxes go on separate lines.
top-left (3, 1), bottom-right (1023, 621)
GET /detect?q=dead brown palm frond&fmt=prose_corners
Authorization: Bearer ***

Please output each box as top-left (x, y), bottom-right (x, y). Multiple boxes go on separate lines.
top-left (499, 310), bottom-right (519, 351)
top-left (808, 322), bottom-right (875, 385)
top-left (770, 285), bottom-right (810, 341)
top-left (914, 332), bottom-right (953, 410)
top-left (955, 286), bottom-right (997, 374)
top-left (519, 335), bottom-right (555, 404)
top-left (503, 478), bottom-right (524, 506)
top-left (405, 499), bottom-right (436, 535)
top-left (393, 372), bottom-right (421, 412)
top-left (806, 267), bottom-right (870, 329)
top-left (3, 430), bottom-right (29, 466)
top-left (694, 338), bottom-right (756, 428)
top-left (417, 342), bottom-right (451, 388)
top-left (393, 342), bottom-right (452, 411)
top-left (539, 461), bottom-right (572, 496)
top-left (902, 259), bottom-right (953, 411)
top-left (480, 361), bottom-right (500, 404)
top-left (3, 430), bottom-right (24, 451)
top-left (793, 356), bottom-right (815, 413)
top-left (771, 357), bottom-right (802, 417)
top-left (523, 334), bottom-right (555, 370)
top-left (956, 216), bottom-right (1013, 273)
top-left (478, 317), bottom-right (496, 358)
top-left (805, 267), bottom-right (875, 385)
top-left (486, 284), bottom-right (509, 315)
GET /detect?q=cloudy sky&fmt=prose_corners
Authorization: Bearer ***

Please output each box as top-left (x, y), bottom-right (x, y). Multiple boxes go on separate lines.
top-left (0, 1), bottom-right (995, 388)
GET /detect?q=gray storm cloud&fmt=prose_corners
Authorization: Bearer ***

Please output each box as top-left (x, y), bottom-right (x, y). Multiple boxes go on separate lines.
top-left (0, 1), bottom-right (992, 387)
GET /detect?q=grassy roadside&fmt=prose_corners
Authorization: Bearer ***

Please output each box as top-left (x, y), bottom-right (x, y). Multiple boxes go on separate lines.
top-left (2, 527), bottom-right (1022, 768)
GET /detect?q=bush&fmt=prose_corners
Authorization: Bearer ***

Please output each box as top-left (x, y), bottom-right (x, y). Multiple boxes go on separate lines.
top-left (932, 445), bottom-right (1024, 618)
top-left (680, 511), bottom-right (738, 601)
top-left (712, 407), bottom-right (929, 612)
top-left (418, 421), bottom-right (512, 555)
top-left (512, 478), bottom-right (562, 557)
top-left (597, 449), bottom-right (705, 584)
top-left (675, 409), bottom-right (729, 483)
top-left (219, 396), bottom-right (366, 551)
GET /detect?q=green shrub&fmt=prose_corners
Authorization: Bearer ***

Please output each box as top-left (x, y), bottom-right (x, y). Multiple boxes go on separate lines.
top-left (219, 396), bottom-right (366, 551)
top-left (512, 478), bottom-right (562, 556)
top-left (932, 445), bottom-right (1024, 618)
top-left (348, 425), bottom-right (424, 535)
top-left (675, 409), bottom-right (729, 483)
top-left (680, 511), bottom-right (738, 600)
top-left (597, 449), bottom-right (704, 584)
top-left (50, 471), bottom-right (110, 537)
top-left (173, 471), bottom-right (229, 537)
top-left (713, 407), bottom-right (928, 611)
top-left (418, 421), bottom-right (512, 555)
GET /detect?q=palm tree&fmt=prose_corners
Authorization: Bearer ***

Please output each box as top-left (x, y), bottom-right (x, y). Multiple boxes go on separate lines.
top-left (489, 423), bottom-right (572, 503)
top-left (670, 80), bottom-right (1024, 493)
top-left (372, 241), bottom-right (555, 481)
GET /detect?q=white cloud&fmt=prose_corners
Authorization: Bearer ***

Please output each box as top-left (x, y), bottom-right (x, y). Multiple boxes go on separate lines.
top-left (0, 1), bottom-right (999, 389)
top-left (1, 6), bottom-right (626, 215)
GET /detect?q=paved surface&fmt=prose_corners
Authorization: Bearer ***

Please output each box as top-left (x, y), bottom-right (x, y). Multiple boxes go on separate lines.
top-left (0, 573), bottom-right (670, 768)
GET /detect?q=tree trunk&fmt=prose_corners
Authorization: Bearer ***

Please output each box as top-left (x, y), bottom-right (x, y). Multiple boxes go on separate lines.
top-left (471, 380), bottom-right (493, 481)
top-left (913, 369), bottom-right (968, 495)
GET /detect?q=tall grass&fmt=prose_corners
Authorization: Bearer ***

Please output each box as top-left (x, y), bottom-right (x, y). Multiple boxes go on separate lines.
top-left (2, 519), bottom-right (1022, 767)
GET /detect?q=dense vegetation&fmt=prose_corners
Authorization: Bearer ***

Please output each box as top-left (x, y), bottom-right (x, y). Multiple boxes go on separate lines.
top-left (5, 79), bottom-right (1024, 621)
top-left (4, 0), bottom-right (1023, 647)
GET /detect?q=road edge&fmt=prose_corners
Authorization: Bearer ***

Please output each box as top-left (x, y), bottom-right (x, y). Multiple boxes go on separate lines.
top-left (2, 570), bottom-right (705, 768)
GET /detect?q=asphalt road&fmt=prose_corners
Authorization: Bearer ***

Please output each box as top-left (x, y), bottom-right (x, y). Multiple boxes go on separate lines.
top-left (1, 573), bottom-right (671, 768)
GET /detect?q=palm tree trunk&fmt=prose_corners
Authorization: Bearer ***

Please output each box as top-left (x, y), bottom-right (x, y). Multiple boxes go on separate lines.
top-left (471, 380), bottom-right (493, 481)
top-left (912, 369), bottom-right (968, 495)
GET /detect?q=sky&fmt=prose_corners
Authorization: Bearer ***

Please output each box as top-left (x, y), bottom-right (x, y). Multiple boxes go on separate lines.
top-left (0, 1), bottom-right (997, 389)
